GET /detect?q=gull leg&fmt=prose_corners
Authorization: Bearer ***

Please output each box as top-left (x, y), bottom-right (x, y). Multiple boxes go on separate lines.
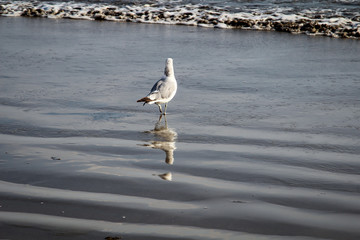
top-left (157, 104), bottom-right (163, 114)
top-left (164, 103), bottom-right (168, 115)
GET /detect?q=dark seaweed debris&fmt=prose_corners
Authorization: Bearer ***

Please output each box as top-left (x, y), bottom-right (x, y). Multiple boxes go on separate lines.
top-left (105, 236), bottom-right (122, 240)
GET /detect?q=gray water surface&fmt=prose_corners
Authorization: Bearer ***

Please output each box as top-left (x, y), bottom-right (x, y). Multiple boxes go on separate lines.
top-left (0, 17), bottom-right (360, 240)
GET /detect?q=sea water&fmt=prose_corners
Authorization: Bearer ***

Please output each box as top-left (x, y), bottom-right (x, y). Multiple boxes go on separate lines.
top-left (1, 0), bottom-right (360, 38)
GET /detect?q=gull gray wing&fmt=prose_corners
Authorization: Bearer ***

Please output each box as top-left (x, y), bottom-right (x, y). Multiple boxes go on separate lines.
top-left (150, 78), bottom-right (165, 93)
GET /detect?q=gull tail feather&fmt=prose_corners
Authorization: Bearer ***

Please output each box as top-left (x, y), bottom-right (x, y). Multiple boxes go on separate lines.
top-left (137, 97), bottom-right (152, 106)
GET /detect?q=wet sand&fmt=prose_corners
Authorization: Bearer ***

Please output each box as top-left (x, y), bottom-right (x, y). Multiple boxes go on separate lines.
top-left (0, 17), bottom-right (360, 240)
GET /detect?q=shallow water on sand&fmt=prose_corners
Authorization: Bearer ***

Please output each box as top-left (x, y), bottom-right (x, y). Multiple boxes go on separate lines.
top-left (0, 17), bottom-right (360, 240)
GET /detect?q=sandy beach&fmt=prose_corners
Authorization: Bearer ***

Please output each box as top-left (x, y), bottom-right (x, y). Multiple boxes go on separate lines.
top-left (0, 16), bottom-right (360, 240)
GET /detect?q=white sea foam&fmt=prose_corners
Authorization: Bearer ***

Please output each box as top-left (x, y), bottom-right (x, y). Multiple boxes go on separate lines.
top-left (0, 1), bottom-right (359, 38)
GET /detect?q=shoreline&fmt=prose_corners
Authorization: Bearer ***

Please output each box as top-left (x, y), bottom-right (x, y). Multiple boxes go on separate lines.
top-left (1, 1), bottom-right (360, 39)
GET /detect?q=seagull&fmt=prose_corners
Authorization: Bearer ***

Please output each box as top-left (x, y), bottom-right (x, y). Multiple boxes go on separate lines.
top-left (137, 58), bottom-right (177, 115)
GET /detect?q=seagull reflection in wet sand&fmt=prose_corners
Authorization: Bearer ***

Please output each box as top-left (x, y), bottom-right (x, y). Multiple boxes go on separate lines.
top-left (141, 115), bottom-right (177, 181)
top-left (142, 115), bottom-right (177, 165)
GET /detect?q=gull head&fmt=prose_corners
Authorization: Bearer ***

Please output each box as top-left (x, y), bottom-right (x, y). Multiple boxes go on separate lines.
top-left (164, 58), bottom-right (174, 77)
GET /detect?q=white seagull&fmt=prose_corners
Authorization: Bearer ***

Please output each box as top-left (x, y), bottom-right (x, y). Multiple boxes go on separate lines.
top-left (137, 58), bottom-right (177, 115)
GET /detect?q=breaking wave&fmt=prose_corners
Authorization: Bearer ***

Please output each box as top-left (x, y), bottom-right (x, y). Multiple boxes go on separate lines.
top-left (1, 0), bottom-right (359, 39)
